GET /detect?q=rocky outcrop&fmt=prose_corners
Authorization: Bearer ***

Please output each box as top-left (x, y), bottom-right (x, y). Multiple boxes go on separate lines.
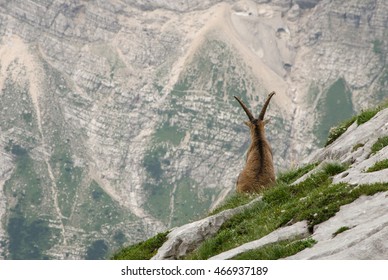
top-left (152, 197), bottom-right (262, 260)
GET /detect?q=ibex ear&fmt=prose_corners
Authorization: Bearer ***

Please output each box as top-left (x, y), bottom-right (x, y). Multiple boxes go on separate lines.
top-left (263, 119), bottom-right (270, 126)
top-left (244, 121), bottom-right (250, 127)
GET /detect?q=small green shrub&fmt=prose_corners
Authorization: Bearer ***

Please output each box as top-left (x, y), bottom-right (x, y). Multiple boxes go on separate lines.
top-left (366, 159), bottom-right (388, 172)
top-left (111, 231), bottom-right (169, 260)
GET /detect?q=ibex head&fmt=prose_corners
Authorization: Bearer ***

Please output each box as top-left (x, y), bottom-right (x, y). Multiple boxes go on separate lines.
top-left (234, 91), bottom-right (275, 130)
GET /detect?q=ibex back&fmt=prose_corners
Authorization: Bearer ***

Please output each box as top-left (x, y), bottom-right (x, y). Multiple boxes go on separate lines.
top-left (234, 92), bottom-right (276, 193)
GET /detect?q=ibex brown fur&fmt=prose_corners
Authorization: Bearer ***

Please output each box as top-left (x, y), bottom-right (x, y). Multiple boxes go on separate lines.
top-left (234, 92), bottom-right (276, 193)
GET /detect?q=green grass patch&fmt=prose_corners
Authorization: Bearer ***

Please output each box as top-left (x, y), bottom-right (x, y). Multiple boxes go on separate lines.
top-left (356, 107), bottom-right (380, 125)
top-left (277, 163), bottom-right (319, 184)
top-left (366, 159), bottom-right (388, 172)
top-left (111, 231), bottom-right (169, 260)
top-left (232, 238), bottom-right (316, 260)
top-left (332, 226), bottom-right (351, 237)
top-left (371, 136), bottom-right (388, 154)
top-left (322, 162), bottom-right (348, 176)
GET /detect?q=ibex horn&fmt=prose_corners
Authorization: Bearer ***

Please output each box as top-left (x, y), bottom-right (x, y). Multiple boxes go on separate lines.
top-left (258, 91), bottom-right (275, 120)
top-left (234, 96), bottom-right (254, 122)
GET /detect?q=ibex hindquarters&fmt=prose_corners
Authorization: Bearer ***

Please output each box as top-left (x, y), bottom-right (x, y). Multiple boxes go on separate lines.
top-left (234, 92), bottom-right (276, 193)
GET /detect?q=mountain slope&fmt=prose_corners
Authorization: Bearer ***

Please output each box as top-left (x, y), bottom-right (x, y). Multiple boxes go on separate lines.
top-left (114, 104), bottom-right (388, 260)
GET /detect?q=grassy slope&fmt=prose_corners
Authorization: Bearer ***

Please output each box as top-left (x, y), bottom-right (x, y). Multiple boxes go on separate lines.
top-left (113, 106), bottom-right (388, 260)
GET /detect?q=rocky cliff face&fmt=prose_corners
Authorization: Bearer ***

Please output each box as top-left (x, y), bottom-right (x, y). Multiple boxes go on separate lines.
top-left (0, 0), bottom-right (387, 259)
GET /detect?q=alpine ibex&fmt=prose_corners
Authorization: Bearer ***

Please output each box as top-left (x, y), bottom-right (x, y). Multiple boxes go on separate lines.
top-left (234, 92), bottom-right (276, 193)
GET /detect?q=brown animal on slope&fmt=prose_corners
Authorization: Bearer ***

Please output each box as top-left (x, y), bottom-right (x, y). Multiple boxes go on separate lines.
top-left (234, 92), bottom-right (276, 193)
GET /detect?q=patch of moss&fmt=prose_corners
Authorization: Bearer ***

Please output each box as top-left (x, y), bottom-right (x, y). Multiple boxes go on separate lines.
top-left (111, 231), bottom-right (169, 260)
top-left (352, 143), bottom-right (365, 152)
top-left (366, 159), bottom-right (388, 173)
top-left (332, 226), bottom-right (351, 237)
top-left (371, 136), bottom-right (388, 154)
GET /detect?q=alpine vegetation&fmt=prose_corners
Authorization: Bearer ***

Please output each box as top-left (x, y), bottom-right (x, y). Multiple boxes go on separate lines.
top-left (234, 92), bottom-right (276, 193)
